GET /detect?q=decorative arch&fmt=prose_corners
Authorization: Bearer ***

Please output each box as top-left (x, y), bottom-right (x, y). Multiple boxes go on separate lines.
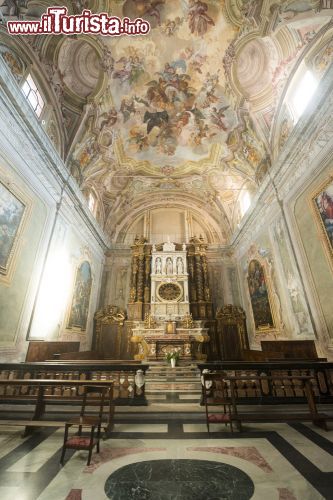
top-left (108, 197), bottom-right (228, 245)
top-left (0, 32), bottom-right (66, 157)
top-left (271, 22), bottom-right (333, 157)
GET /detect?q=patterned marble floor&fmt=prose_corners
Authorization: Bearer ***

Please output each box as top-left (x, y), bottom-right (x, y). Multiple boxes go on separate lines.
top-left (0, 420), bottom-right (332, 499)
top-left (0, 365), bottom-right (332, 499)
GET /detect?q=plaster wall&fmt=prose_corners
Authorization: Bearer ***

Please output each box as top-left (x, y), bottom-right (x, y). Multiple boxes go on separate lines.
top-left (0, 58), bottom-right (107, 361)
top-left (102, 249), bottom-right (132, 311)
top-left (233, 62), bottom-right (333, 355)
top-left (293, 162), bottom-right (333, 346)
top-left (0, 160), bottom-right (48, 351)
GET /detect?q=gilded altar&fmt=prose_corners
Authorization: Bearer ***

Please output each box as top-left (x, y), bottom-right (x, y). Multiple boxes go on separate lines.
top-left (130, 318), bottom-right (209, 361)
top-left (126, 238), bottom-right (213, 360)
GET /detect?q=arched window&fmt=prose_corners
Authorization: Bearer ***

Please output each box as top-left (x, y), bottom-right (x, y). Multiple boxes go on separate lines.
top-left (287, 70), bottom-right (319, 123)
top-left (21, 73), bottom-right (45, 118)
top-left (240, 190), bottom-right (251, 218)
top-left (88, 191), bottom-right (97, 215)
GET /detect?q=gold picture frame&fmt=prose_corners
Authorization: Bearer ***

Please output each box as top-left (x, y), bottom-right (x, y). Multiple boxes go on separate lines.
top-left (0, 179), bottom-right (30, 285)
top-left (311, 175), bottom-right (333, 272)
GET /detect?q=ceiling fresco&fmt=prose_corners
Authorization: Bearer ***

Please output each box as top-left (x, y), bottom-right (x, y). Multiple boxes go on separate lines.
top-left (102, 0), bottom-right (238, 168)
top-left (1, 0), bottom-right (333, 242)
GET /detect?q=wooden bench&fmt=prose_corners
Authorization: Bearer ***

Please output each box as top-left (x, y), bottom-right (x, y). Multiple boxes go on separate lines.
top-left (199, 360), bottom-right (333, 405)
top-left (202, 373), bottom-right (331, 432)
top-left (0, 361), bottom-right (149, 406)
top-left (0, 379), bottom-right (114, 436)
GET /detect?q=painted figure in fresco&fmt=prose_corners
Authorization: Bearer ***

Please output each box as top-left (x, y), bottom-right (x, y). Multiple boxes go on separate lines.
top-left (144, 110), bottom-right (169, 134)
top-left (128, 126), bottom-right (149, 151)
top-left (161, 16), bottom-right (183, 36)
top-left (113, 55), bottom-right (144, 85)
top-left (120, 97), bottom-right (136, 122)
top-left (2, 51), bottom-right (24, 79)
top-left (155, 257), bottom-right (162, 274)
top-left (109, 14), bottom-right (235, 159)
top-left (210, 106), bottom-right (229, 131)
top-left (247, 259), bottom-right (274, 329)
top-left (314, 41), bottom-right (333, 74)
top-left (176, 257), bottom-right (184, 274)
top-left (166, 257), bottom-right (173, 274)
top-left (99, 107), bottom-right (118, 130)
top-left (188, 0), bottom-right (215, 37)
top-left (277, 0), bottom-right (315, 23)
top-left (133, 0), bottom-right (165, 26)
top-left (279, 117), bottom-right (292, 149)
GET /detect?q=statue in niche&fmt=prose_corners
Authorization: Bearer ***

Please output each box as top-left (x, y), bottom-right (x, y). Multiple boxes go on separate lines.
top-left (155, 257), bottom-right (162, 274)
top-left (166, 257), bottom-right (173, 275)
top-left (176, 257), bottom-right (184, 274)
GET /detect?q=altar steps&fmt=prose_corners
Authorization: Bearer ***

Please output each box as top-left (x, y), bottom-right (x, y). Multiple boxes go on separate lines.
top-left (144, 363), bottom-right (203, 406)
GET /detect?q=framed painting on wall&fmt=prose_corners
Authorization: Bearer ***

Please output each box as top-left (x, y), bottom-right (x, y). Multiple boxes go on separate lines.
top-left (313, 178), bottom-right (333, 261)
top-left (247, 259), bottom-right (275, 331)
top-left (67, 260), bottom-right (92, 331)
top-left (0, 180), bottom-right (26, 277)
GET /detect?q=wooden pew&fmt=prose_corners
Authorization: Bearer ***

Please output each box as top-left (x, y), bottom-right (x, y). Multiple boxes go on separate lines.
top-left (202, 372), bottom-right (331, 432)
top-left (0, 379), bottom-right (114, 436)
top-left (261, 340), bottom-right (319, 359)
top-left (225, 375), bottom-right (329, 431)
top-left (198, 360), bottom-right (333, 406)
top-left (240, 350), bottom-right (286, 361)
top-left (57, 351), bottom-right (101, 360)
top-left (0, 361), bottom-right (150, 407)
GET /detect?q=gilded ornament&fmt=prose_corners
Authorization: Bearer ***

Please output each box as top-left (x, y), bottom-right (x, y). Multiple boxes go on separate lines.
top-left (144, 312), bottom-right (156, 329)
top-left (129, 287), bottom-right (136, 302)
top-left (180, 312), bottom-right (194, 329)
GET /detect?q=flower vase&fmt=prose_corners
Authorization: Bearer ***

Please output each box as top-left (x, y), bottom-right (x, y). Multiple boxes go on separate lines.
top-left (170, 358), bottom-right (176, 368)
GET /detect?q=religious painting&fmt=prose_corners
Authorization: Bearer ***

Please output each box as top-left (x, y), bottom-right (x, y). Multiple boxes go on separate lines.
top-left (0, 181), bottom-right (26, 276)
top-left (247, 259), bottom-right (274, 330)
top-left (313, 178), bottom-right (333, 259)
top-left (67, 261), bottom-right (92, 331)
top-left (70, 0), bottom-right (238, 171)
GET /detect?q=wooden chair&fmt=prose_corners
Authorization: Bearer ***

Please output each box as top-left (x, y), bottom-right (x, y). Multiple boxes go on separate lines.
top-left (60, 385), bottom-right (110, 466)
top-left (202, 372), bottom-right (234, 433)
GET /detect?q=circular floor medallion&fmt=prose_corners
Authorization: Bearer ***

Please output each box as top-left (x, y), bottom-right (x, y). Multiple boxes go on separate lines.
top-left (104, 459), bottom-right (254, 500)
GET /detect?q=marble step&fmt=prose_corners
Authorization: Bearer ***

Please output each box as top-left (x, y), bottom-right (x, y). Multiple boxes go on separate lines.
top-left (146, 367), bottom-right (200, 376)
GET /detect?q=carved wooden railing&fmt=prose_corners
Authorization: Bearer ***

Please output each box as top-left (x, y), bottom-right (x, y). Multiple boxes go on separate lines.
top-left (0, 362), bottom-right (149, 406)
top-left (198, 361), bottom-right (333, 404)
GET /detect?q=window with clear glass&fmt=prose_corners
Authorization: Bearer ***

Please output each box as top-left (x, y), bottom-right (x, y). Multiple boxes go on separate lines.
top-left (88, 192), bottom-right (96, 214)
top-left (21, 74), bottom-right (45, 117)
top-left (290, 70), bottom-right (318, 122)
top-left (240, 190), bottom-right (251, 218)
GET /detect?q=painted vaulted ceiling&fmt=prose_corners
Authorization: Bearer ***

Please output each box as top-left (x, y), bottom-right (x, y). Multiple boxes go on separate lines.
top-left (0, 0), bottom-right (332, 243)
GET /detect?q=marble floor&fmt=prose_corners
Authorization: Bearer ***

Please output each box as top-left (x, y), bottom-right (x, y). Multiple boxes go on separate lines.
top-left (0, 366), bottom-right (332, 499)
top-left (0, 418), bottom-right (332, 499)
